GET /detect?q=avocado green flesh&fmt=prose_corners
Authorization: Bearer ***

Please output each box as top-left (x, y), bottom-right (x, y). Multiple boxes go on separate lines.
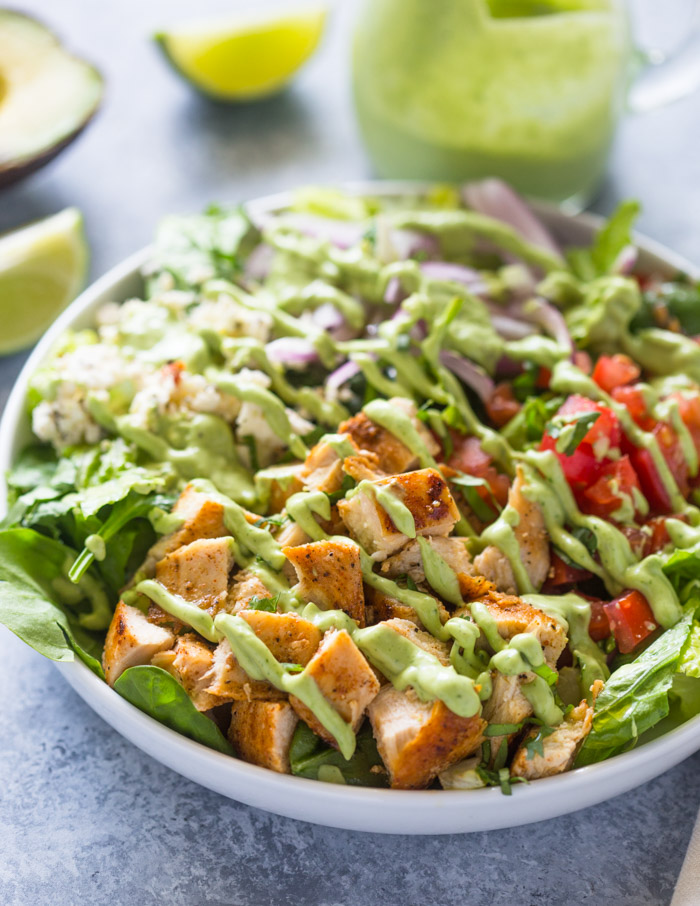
top-left (0, 11), bottom-right (103, 186)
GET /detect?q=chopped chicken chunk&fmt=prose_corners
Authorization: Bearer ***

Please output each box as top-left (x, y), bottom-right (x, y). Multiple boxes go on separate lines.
top-left (380, 535), bottom-right (475, 592)
top-left (229, 701), bottom-right (299, 773)
top-left (103, 601), bottom-right (174, 685)
top-left (365, 587), bottom-right (449, 631)
top-left (473, 468), bottom-right (550, 594)
top-left (301, 434), bottom-right (357, 495)
top-left (339, 398), bottom-right (439, 474)
top-left (290, 629), bottom-right (380, 747)
top-left (258, 463), bottom-right (305, 513)
top-left (140, 483), bottom-right (228, 577)
top-left (368, 686), bottom-right (486, 789)
top-left (342, 451), bottom-right (386, 483)
top-left (228, 569), bottom-right (276, 613)
top-left (151, 634), bottom-right (219, 711)
top-left (510, 684), bottom-right (602, 780)
top-left (338, 468), bottom-right (460, 560)
top-left (155, 537), bottom-right (234, 615)
top-left (283, 538), bottom-right (365, 625)
top-left (237, 610), bottom-right (322, 666)
top-left (381, 617), bottom-right (451, 665)
top-left (203, 638), bottom-right (284, 702)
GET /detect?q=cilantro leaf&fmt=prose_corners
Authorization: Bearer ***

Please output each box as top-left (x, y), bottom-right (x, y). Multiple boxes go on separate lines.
top-left (524, 726), bottom-right (556, 760)
top-left (568, 200), bottom-right (641, 280)
top-left (247, 593), bottom-right (280, 613)
top-left (449, 471), bottom-right (501, 522)
top-left (544, 410), bottom-right (600, 456)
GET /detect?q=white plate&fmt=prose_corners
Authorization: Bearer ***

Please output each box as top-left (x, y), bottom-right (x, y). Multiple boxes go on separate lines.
top-left (2, 184), bottom-right (700, 834)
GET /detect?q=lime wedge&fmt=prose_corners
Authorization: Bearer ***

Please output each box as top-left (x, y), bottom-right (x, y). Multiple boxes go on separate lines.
top-left (155, 4), bottom-right (327, 101)
top-left (0, 207), bottom-right (88, 354)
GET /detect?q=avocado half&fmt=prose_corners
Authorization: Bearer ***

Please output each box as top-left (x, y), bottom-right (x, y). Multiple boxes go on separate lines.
top-left (0, 11), bottom-right (103, 188)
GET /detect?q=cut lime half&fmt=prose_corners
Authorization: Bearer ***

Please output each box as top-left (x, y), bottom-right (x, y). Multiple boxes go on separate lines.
top-left (0, 207), bottom-right (88, 354)
top-left (155, 3), bottom-right (327, 101)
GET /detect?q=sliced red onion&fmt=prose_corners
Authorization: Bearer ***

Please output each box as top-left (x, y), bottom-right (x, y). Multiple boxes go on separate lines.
top-left (267, 212), bottom-right (365, 249)
top-left (376, 216), bottom-right (440, 263)
top-left (440, 351), bottom-right (494, 403)
top-left (525, 298), bottom-right (573, 351)
top-left (419, 261), bottom-right (489, 295)
top-left (243, 243), bottom-right (274, 283)
top-left (462, 179), bottom-right (564, 261)
top-left (612, 244), bottom-right (638, 276)
top-left (311, 302), bottom-right (344, 331)
top-left (384, 276), bottom-right (407, 305)
top-left (495, 355), bottom-right (525, 378)
top-left (265, 337), bottom-right (319, 368)
top-left (326, 360), bottom-right (361, 394)
top-left (490, 314), bottom-right (536, 341)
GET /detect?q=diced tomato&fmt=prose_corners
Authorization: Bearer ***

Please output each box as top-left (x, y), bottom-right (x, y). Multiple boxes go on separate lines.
top-left (618, 518), bottom-right (677, 558)
top-left (629, 422), bottom-right (688, 513)
top-left (583, 596), bottom-right (611, 642)
top-left (445, 433), bottom-right (510, 509)
top-left (540, 395), bottom-right (622, 492)
top-left (629, 446), bottom-right (671, 513)
top-left (446, 433), bottom-right (490, 474)
top-left (486, 382), bottom-right (521, 428)
top-left (603, 590), bottom-right (659, 654)
top-left (592, 354), bottom-right (640, 395)
top-left (547, 551), bottom-right (593, 587)
top-left (556, 395), bottom-right (622, 450)
top-left (611, 385), bottom-right (655, 430)
top-left (671, 391), bottom-right (700, 458)
top-left (580, 456), bottom-right (643, 521)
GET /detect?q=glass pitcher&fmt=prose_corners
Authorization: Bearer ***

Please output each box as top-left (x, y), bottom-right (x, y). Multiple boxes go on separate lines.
top-left (352, 0), bottom-right (700, 206)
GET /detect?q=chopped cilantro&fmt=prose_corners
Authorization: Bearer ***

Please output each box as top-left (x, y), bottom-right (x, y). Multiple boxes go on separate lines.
top-left (449, 471), bottom-right (501, 522)
top-left (524, 726), bottom-right (556, 760)
top-left (544, 410), bottom-right (600, 456)
top-left (247, 593), bottom-right (280, 613)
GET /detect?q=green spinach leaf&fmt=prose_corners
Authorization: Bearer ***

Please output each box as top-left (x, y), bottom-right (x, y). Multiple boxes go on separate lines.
top-left (289, 720), bottom-right (388, 786)
top-left (114, 665), bottom-right (233, 755)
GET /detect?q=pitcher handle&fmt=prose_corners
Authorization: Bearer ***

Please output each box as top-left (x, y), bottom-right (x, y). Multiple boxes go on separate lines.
top-left (628, 3), bottom-right (700, 112)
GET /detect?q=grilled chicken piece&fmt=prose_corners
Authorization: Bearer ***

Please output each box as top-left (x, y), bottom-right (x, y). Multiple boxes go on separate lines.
top-left (283, 538), bottom-right (365, 625)
top-left (228, 569), bottom-right (275, 613)
top-left (338, 468), bottom-right (460, 561)
top-left (237, 610), bottom-right (322, 666)
top-left (469, 590), bottom-right (567, 667)
top-left (368, 686), bottom-right (486, 789)
top-left (342, 451), bottom-right (386, 483)
top-left (510, 683), bottom-right (602, 780)
top-left (473, 467), bottom-right (550, 594)
top-left (257, 463), bottom-right (305, 513)
top-left (155, 537), bottom-right (235, 616)
top-left (339, 398), bottom-right (439, 474)
top-left (380, 535), bottom-right (477, 594)
top-left (275, 520), bottom-right (311, 582)
top-left (463, 591), bottom-right (568, 756)
top-left (290, 629), bottom-right (380, 747)
top-left (203, 638), bottom-right (284, 702)
top-left (103, 601), bottom-right (174, 685)
top-left (301, 434), bottom-right (358, 495)
top-left (151, 634), bottom-right (219, 711)
top-left (382, 617), bottom-right (451, 665)
top-left (229, 701), bottom-right (299, 773)
top-left (139, 483), bottom-right (229, 578)
top-left (364, 586), bottom-right (449, 631)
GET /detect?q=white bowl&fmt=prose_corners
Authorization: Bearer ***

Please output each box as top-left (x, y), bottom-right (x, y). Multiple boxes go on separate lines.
top-left (2, 185), bottom-right (700, 834)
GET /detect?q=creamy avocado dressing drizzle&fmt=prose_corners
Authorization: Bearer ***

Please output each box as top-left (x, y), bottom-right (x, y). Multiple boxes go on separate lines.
top-left (209, 372), bottom-right (309, 460)
top-left (362, 400), bottom-right (439, 469)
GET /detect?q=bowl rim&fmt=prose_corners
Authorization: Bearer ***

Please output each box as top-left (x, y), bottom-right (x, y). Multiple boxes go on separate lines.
top-left (3, 181), bottom-right (700, 833)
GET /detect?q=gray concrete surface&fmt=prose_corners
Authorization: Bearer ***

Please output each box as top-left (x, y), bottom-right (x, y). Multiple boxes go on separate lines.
top-left (2, 2), bottom-right (700, 903)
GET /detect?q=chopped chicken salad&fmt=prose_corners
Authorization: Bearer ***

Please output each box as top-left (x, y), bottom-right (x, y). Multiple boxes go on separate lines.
top-left (5, 181), bottom-right (700, 791)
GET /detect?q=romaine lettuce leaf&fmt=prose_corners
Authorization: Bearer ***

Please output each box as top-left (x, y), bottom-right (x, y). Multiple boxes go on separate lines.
top-left (576, 611), bottom-right (694, 765)
top-left (568, 199), bottom-right (640, 281)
